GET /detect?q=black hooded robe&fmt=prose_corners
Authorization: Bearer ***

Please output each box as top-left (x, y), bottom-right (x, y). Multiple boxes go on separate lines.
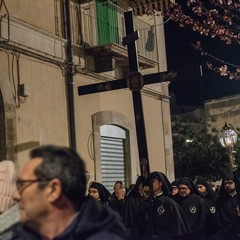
top-left (177, 177), bottom-right (214, 240)
top-left (131, 172), bottom-right (191, 240)
top-left (133, 194), bottom-right (191, 240)
top-left (195, 177), bottom-right (220, 238)
top-left (215, 173), bottom-right (240, 240)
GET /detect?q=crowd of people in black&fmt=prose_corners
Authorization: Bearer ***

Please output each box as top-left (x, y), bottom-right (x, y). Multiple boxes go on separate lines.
top-left (88, 172), bottom-right (240, 240)
top-left (0, 145), bottom-right (239, 240)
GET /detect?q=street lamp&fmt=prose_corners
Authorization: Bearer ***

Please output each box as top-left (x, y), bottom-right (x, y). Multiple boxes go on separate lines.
top-left (219, 121), bottom-right (240, 216)
top-left (219, 122), bottom-right (238, 172)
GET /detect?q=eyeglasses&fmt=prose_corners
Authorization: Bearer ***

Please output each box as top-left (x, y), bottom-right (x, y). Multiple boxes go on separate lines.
top-left (16, 179), bottom-right (50, 194)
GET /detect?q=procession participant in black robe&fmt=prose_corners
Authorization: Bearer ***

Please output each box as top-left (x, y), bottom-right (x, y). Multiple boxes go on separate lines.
top-left (109, 185), bottom-right (126, 220)
top-left (171, 179), bottom-right (179, 196)
top-left (214, 173), bottom-right (240, 240)
top-left (123, 176), bottom-right (146, 237)
top-left (177, 177), bottom-right (213, 240)
top-left (88, 181), bottom-right (111, 204)
top-left (196, 177), bottom-right (219, 207)
top-left (171, 179), bottom-right (181, 202)
top-left (195, 177), bottom-right (220, 239)
top-left (131, 172), bottom-right (191, 240)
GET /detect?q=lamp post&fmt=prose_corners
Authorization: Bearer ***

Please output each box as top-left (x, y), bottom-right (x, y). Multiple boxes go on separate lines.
top-left (219, 121), bottom-right (240, 216)
top-left (219, 122), bottom-right (238, 172)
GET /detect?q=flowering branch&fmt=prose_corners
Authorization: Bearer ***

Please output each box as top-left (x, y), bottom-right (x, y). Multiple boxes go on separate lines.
top-left (193, 41), bottom-right (240, 80)
top-left (161, 0), bottom-right (240, 80)
top-left (164, 1), bottom-right (240, 45)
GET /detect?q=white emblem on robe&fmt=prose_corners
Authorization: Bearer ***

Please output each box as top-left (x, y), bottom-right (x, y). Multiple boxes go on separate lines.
top-left (157, 205), bottom-right (165, 215)
top-left (190, 205), bottom-right (197, 213)
top-left (210, 206), bottom-right (216, 213)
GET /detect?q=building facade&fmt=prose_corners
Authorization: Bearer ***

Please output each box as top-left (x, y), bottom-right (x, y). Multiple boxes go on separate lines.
top-left (205, 94), bottom-right (240, 132)
top-left (0, 0), bottom-right (174, 188)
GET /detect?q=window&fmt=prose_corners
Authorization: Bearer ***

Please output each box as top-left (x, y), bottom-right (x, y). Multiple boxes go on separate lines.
top-left (100, 125), bottom-right (126, 191)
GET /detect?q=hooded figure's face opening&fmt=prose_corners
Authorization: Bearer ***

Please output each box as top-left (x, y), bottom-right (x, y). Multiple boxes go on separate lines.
top-left (178, 184), bottom-right (191, 198)
top-left (152, 178), bottom-right (162, 196)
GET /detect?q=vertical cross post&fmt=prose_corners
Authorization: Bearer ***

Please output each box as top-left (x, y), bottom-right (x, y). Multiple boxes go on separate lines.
top-left (124, 11), bottom-right (150, 180)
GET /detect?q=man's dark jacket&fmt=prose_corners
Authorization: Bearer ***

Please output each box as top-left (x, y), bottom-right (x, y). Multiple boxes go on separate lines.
top-left (0, 198), bottom-right (127, 240)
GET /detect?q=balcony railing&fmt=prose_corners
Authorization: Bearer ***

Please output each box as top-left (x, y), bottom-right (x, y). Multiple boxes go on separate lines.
top-left (70, 1), bottom-right (158, 64)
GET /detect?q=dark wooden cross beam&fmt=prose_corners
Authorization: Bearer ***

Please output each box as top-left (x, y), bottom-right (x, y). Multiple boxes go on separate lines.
top-left (78, 11), bottom-right (202, 180)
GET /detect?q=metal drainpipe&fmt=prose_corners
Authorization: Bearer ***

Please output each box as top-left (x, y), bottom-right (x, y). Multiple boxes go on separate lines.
top-left (64, 0), bottom-right (76, 150)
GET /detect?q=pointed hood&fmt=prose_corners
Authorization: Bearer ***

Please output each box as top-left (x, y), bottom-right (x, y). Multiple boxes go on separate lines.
top-left (195, 177), bottom-right (217, 198)
top-left (150, 171), bottom-right (172, 196)
top-left (177, 177), bottom-right (199, 195)
top-left (89, 182), bottom-right (111, 202)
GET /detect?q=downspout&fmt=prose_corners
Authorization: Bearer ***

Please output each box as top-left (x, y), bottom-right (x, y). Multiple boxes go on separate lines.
top-left (64, 0), bottom-right (76, 150)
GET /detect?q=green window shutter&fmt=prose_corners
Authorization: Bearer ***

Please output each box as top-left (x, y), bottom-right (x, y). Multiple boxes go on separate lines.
top-left (96, 0), bottom-right (119, 45)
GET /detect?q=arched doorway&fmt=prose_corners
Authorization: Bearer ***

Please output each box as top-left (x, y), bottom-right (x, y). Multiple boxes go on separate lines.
top-left (92, 111), bottom-right (134, 191)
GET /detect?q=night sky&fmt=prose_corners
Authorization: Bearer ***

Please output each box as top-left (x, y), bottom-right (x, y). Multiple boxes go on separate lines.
top-left (164, 18), bottom-right (240, 107)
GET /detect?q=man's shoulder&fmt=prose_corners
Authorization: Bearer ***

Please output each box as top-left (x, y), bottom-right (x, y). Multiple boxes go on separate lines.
top-left (0, 222), bottom-right (24, 240)
top-left (79, 197), bottom-right (119, 217)
top-left (66, 198), bottom-right (127, 239)
top-left (79, 197), bottom-right (126, 226)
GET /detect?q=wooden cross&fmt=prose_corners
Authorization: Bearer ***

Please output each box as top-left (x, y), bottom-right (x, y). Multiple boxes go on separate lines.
top-left (78, 11), bottom-right (202, 180)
